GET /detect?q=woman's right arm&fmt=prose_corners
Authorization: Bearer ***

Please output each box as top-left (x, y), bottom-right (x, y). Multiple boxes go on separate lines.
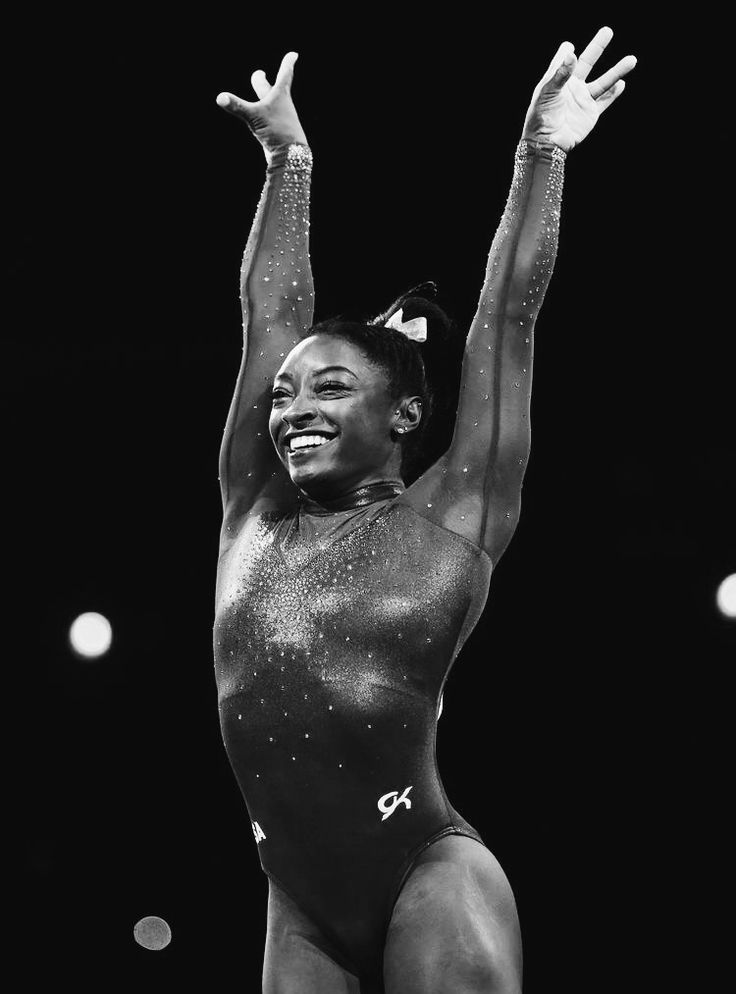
top-left (217, 53), bottom-right (314, 525)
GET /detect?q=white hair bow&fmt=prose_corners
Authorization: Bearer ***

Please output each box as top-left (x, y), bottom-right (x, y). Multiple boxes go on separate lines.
top-left (384, 308), bottom-right (427, 343)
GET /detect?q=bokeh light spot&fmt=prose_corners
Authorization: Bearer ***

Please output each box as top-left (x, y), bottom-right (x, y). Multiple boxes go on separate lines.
top-left (133, 916), bottom-right (172, 951)
top-left (716, 573), bottom-right (736, 619)
top-left (68, 612), bottom-right (113, 658)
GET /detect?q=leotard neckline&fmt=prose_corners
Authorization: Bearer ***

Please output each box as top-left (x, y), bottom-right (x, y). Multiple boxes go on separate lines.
top-left (297, 480), bottom-right (405, 516)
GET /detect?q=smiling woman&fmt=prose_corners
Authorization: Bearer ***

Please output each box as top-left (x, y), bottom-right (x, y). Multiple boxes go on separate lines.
top-left (213, 33), bottom-right (636, 994)
top-left (267, 324), bottom-right (450, 499)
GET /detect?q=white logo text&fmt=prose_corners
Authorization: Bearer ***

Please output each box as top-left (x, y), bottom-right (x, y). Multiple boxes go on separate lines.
top-left (378, 786), bottom-right (413, 822)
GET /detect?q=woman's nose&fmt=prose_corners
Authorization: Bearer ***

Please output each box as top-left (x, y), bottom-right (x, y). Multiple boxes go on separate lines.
top-left (282, 396), bottom-right (318, 427)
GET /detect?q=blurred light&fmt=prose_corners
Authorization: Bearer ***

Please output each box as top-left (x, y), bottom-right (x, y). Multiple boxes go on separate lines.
top-left (68, 612), bottom-right (113, 658)
top-left (133, 916), bottom-right (172, 951)
top-left (716, 574), bottom-right (736, 619)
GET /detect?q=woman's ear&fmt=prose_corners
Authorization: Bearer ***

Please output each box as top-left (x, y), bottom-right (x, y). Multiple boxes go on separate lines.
top-left (402, 397), bottom-right (423, 433)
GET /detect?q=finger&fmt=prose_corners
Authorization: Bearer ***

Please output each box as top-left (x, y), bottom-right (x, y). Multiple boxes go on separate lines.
top-left (596, 78), bottom-right (626, 113)
top-left (545, 48), bottom-right (577, 91)
top-left (215, 92), bottom-right (258, 118)
top-left (250, 69), bottom-right (272, 101)
top-left (546, 40), bottom-right (575, 75)
top-left (574, 25), bottom-right (614, 81)
top-left (274, 51), bottom-right (299, 91)
top-left (588, 55), bottom-right (637, 99)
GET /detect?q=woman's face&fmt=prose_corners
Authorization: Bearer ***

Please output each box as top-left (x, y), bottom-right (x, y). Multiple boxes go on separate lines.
top-left (269, 335), bottom-right (409, 498)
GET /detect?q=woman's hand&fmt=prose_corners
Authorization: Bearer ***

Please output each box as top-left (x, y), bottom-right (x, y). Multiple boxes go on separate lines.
top-left (216, 51), bottom-right (308, 157)
top-left (522, 26), bottom-right (637, 152)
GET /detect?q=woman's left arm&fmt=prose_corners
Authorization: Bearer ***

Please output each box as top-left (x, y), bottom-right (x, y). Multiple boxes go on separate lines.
top-left (404, 27), bottom-right (636, 565)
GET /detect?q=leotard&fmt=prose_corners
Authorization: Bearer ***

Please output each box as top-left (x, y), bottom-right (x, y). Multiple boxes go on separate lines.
top-left (215, 138), bottom-right (565, 981)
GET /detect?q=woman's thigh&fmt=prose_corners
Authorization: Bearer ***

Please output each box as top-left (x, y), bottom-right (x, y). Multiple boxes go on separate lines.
top-left (262, 878), bottom-right (362, 994)
top-left (383, 835), bottom-right (523, 994)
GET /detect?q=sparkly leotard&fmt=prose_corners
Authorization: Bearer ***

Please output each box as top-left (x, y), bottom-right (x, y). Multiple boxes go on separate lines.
top-left (215, 139), bottom-right (565, 982)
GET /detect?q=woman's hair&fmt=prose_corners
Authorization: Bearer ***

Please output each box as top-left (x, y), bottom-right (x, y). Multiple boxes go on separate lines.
top-left (305, 282), bottom-right (465, 482)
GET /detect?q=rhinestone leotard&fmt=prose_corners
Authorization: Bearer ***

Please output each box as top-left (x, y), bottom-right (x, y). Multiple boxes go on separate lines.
top-left (215, 139), bottom-right (565, 982)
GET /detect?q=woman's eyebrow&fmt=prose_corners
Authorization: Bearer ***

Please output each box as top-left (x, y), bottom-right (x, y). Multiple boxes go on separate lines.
top-left (315, 365), bottom-right (358, 378)
top-left (314, 366), bottom-right (358, 380)
top-left (274, 365), bottom-right (358, 382)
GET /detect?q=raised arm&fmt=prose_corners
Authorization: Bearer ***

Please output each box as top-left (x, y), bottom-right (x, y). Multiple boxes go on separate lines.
top-left (216, 52), bottom-right (314, 525)
top-left (403, 27), bottom-right (637, 565)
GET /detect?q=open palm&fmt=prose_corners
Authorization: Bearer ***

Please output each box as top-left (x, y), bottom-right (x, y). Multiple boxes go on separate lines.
top-left (522, 27), bottom-right (637, 152)
top-left (216, 51), bottom-right (308, 157)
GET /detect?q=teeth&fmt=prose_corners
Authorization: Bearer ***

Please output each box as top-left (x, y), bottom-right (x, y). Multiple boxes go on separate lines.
top-left (289, 434), bottom-right (333, 451)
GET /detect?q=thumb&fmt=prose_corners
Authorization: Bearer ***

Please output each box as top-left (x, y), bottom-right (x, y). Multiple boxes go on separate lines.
top-left (215, 92), bottom-right (258, 121)
top-left (546, 44), bottom-right (576, 90)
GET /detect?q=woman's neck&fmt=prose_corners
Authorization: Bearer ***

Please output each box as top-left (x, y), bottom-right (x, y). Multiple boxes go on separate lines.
top-left (298, 479), bottom-right (405, 515)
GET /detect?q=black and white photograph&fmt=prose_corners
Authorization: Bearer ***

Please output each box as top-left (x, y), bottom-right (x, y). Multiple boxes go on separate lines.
top-left (9, 8), bottom-right (731, 992)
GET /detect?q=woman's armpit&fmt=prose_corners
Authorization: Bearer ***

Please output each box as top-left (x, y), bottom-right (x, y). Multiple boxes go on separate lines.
top-left (397, 462), bottom-right (488, 551)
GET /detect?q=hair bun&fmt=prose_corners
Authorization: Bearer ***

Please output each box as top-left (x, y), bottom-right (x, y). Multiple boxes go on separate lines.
top-left (368, 281), bottom-right (438, 328)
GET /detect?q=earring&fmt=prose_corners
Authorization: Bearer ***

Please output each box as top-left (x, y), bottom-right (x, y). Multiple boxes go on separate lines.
top-left (396, 426), bottom-right (406, 434)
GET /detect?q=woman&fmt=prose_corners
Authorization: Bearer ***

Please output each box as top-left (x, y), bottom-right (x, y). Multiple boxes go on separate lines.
top-left (214, 29), bottom-right (636, 994)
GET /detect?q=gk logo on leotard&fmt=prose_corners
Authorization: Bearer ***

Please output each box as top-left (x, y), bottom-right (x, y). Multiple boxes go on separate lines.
top-left (252, 821), bottom-right (267, 844)
top-left (378, 786), bottom-right (413, 822)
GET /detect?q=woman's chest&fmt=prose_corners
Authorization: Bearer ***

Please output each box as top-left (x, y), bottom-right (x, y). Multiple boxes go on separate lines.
top-left (214, 509), bottom-right (486, 692)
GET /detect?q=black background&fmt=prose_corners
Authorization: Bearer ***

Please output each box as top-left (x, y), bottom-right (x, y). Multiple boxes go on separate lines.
top-left (8, 7), bottom-right (732, 992)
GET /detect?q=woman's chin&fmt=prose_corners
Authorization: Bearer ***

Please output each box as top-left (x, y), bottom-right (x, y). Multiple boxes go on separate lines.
top-left (288, 461), bottom-right (350, 500)
top-left (288, 461), bottom-right (329, 487)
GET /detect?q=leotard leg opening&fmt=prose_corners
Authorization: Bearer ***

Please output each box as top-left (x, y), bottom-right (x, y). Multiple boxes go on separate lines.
top-left (386, 825), bottom-right (489, 927)
top-left (264, 870), bottom-right (363, 977)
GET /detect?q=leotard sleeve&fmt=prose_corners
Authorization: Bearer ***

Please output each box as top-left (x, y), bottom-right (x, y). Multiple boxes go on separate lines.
top-left (219, 143), bottom-right (314, 520)
top-left (401, 138), bottom-right (566, 565)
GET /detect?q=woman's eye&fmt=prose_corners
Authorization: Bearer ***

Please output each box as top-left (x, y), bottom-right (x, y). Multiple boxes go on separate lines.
top-left (318, 382), bottom-right (348, 392)
top-left (271, 383), bottom-right (347, 401)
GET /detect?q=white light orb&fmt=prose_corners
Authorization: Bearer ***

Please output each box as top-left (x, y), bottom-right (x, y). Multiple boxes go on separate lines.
top-left (716, 574), bottom-right (736, 619)
top-left (133, 916), bottom-right (172, 950)
top-left (69, 612), bottom-right (113, 658)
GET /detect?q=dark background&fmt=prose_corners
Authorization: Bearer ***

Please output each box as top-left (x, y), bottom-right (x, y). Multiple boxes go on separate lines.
top-left (8, 7), bottom-right (732, 992)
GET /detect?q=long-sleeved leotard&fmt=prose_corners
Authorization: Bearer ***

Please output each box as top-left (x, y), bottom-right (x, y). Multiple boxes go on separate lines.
top-left (400, 138), bottom-right (566, 564)
top-left (218, 142), bottom-right (315, 526)
top-left (214, 138), bottom-right (565, 984)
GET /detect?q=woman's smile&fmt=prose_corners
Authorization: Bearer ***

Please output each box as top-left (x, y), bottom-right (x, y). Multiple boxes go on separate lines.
top-left (286, 434), bottom-right (338, 458)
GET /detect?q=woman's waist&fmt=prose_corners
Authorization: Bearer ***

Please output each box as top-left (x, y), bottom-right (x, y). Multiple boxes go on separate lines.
top-left (230, 748), bottom-right (458, 864)
top-left (218, 679), bottom-right (440, 764)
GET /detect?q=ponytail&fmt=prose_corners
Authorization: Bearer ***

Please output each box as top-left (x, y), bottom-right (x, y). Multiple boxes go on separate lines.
top-left (371, 282), bottom-right (465, 480)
